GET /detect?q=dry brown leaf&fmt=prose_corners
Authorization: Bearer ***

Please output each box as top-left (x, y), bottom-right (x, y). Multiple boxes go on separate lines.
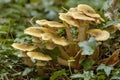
top-left (100, 49), bottom-right (120, 66)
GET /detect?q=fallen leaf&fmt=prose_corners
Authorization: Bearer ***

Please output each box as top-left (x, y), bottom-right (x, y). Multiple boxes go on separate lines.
top-left (100, 49), bottom-right (120, 66)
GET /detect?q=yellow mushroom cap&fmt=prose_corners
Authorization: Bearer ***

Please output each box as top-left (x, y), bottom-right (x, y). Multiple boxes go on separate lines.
top-left (35, 19), bottom-right (48, 25)
top-left (52, 37), bottom-right (69, 46)
top-left (106, 26), bottom-right (117, 34)
top-left (77, 4), bottom-right (100, 18)
top-left (77, 4), bottom-right (104, 22)
top-left (59, 13), bottom-right (80, 27)
top-left (114, 23), bottom-right (120, 30)
top-left (24, 27), bottom-right (43, 37)
top-left (12, 43), bottom-right (37, 51)
top-left (67, 7), bottom-right (95, 21)
top-left (36, 20), bottom-right (64, 28)
top-left (87, 29), bottom-right (110, 41)
top-left (24, 27), bottom-right (53, 37)
top-left (27, 52), bottom-right (52, 61)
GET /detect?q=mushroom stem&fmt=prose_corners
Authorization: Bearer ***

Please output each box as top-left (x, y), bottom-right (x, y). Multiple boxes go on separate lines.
top-left (58, 46), bottom-right (70, 60)
top-left (57, 57), bottom-right (75, 68)
top-left (77, 23), bottom-right (89, 41)
top-left (64, 23), bottom-right (73, 41)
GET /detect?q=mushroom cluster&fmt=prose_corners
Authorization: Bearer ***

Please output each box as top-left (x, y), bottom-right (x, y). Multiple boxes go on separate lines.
top-left (12, 43), bottom-right (52, 67)
top-left (12, 4), bottom-right (110, 69)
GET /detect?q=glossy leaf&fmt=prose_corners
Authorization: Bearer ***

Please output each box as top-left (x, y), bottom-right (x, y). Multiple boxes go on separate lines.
top-left (97, 64), bottom-right (113, 76)
top-left (78, 37), bottom-right (98, 55)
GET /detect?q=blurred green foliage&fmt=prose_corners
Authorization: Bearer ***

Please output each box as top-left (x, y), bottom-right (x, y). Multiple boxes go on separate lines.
top-left (0, 0), bottom-right (120, 79)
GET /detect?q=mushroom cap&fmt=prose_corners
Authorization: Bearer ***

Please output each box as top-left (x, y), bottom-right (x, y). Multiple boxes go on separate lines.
top-left (59, 13), bottom-right (80, 27)
top-left (106, 26), bottom-right (117, 34)
top-left (36, 20), bottom-right (64, 28)
top-left (36, 19), bottom-right (48, 25)
top-left (52, 37), bottom-right (69, 46)
top-left (12, 43), bottom-right (37, 51)
top-left (87, 29), bottom-right (110, 41)
top-left (27, 52), bottom-right (52, 61)
top-left (77, 4), bottom-right (100, 18)
top-left (77, 4), bottom-right (104, 22)
top-left (24, 27), bottom-right (43, 37)
top-left (67, 11), bottom-right (95, 21)
top-left (67, 7), bottom-right (95, 21)
top-left (24, 27), bottom-right (53, 37)
top-left (114, 23), bottom-right (120, 30)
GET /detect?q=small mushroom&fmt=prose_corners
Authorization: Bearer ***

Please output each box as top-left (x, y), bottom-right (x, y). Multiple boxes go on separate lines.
top-left (106, 26), bottom-right (117, 34)
top-left (27, 52), bottom-right (52, 61)
top-left (52, 37), bottom-right (69, 46)
top-left (87, 29), bottom-right (110, 41)
top-left (113, 23), bottom-right (120, 30)
top-left (12, 43), bottom-right (37, 51)
top-left (36, 20), bottom-right (64, 28)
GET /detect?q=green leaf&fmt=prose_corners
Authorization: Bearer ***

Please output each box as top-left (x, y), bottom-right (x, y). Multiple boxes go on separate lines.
top-left (50, 69), bottom-right (66, 80)
top-left (68, 57), bottom-right (75, 63)
top-left (22, 68), bottom-right (33, 76)
top-left (81, 58), bottom-right (95, 70)
top-left (103, 20), bottom-right (120, 28)
top-left (78, 37), bottom-right (98, 55)
top-left (71, 71), bottom-right (94, 80)
top-left (97, 64), bottom-right (113, 76)
top-left (110, 69), bottom-right (120, 80)
top-left (101, 0), bottom-right (110, 11)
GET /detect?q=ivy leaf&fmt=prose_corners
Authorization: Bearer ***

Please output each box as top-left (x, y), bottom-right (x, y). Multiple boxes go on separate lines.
top-left (97, 64), bottom-right (113, 76)
top-left (71, 71), bottom-right (94, 80)
top-left (110, 69), bottom-right (120, 80)
top-left (78, 37), bottom-right (98, 55)
top-left (22, 68), bottom-right (33, 76)
top-left (81, 58), bottom-right (95, 70)
top-left (50, 69), bottom-right (66, 80)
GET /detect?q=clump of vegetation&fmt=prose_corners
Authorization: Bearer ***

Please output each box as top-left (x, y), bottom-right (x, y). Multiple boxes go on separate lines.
top-left (12, 3), bottom-right (120, 80)
top-left (0, 0), bottom-right (120, 80)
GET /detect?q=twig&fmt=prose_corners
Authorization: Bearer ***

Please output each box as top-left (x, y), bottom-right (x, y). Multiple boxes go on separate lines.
top-left (74, 49), bottom-right (82, 58)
